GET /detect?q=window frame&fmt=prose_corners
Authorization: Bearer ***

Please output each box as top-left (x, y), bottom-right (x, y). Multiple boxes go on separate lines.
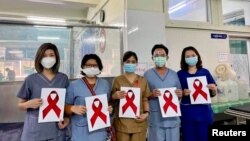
top-left (164, 0), bottom-right (250, 33)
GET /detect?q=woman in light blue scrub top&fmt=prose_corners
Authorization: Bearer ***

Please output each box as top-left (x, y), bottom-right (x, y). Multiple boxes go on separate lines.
top-left (65, 54), bottom-right (112, 141)
top-left (144, 44), bottom-right (183, 141)
top-left (177, 46), bottom-right (217, 141)
top-left (17, 43), bottom-right (69, 141)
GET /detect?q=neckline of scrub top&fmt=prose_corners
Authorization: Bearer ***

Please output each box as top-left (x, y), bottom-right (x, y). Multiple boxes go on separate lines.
top-left (121, 74), bottom-right (139, 87)
top-left (80, 76), bottom-right (99, 92)
top-left (153, 67), bottom-right (169, 81)
top-left (38, 73), bottom-right (58, 87)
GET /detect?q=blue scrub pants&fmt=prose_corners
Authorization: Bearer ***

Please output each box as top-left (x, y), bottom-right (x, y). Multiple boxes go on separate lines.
top-left (181, 121), bottom-right (211, 141)
top-left (148, 126), bottom-right (180, 141)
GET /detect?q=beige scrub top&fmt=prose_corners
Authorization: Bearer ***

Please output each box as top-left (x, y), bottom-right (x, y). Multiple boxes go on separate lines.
top-left (111, 74), bottom-right (151, 133)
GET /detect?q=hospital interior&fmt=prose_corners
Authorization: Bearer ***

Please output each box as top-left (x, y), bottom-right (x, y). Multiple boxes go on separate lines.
top-left (0, 0), bottom-right (250, 141)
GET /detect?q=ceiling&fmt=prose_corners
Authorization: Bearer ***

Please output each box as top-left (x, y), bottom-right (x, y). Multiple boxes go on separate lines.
top-left (0, 0), bottom-right (101, 21)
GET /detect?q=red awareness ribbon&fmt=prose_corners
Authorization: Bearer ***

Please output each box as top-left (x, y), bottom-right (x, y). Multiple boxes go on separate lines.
top-left (163, 90), bottom-right (178, 113)
top-left (122, 89), bottom-right (137, 115)
top-left (90, 98), bottom-right (107, 127)
top-left (42, 90), bottom-right (61, 119)
top-left (192, 79), bottom-right (208, 101)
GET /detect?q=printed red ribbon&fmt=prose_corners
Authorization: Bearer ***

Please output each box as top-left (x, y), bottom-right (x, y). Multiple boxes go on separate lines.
top-left (90, 98), bottom-right (107, 127)
top-left (163, 90), bottom-right (178, 113)
top-left (122, 90), bottom-right (137, 115)
top-left (42, 90), bottom-right (61, 119)
top-left (192, 79), bottom-right (208, 101)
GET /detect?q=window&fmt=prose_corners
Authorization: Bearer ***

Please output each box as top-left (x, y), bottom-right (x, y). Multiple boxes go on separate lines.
top-left (222, 0), bottom-right (250, 26)
top-left (230, 39), bottom-right (250, 91)
top-left (168, 0), bottom-right (210, 22)
top-left (0, 24), bottom-right (71, 81)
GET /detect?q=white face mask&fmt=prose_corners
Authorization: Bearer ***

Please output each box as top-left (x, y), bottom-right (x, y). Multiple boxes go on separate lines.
top-left (82, 67), bottom-right (100, 77)
top-left (41, 57), bottom-right (56, 69)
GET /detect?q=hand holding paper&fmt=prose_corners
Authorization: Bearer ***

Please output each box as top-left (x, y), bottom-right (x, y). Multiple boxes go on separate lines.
top-left (38, 88), bottom-right (66, 123)
top-left (119, 87), bottom-right (140, 118)
top-left (158, 87), bottom-right (181, 118)
top-left (86, 94), bottom-right (110, 132)
top-left (187, 76), bottom-right (211, 104)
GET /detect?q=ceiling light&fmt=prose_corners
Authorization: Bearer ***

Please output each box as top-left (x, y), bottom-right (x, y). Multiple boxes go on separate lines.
top-left (8, 50), bottom-right (23, 54)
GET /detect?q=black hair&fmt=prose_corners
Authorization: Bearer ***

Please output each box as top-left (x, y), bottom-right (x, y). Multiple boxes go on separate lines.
top-left (180, 46), bottom-right (203, 71)
top-left (34, 43), bottom-right (60, 73)
top-left (80, 54), bottom-right (103, 75)
top-left (122, 51), bottom-right (138, 63)
top-left (151, 44), bottom-right (169, 56)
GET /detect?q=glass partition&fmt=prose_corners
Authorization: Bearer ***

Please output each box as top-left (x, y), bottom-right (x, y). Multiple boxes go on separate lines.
top-left (0, 24), bottom-right (71, 81)
top-left (72, 27), bottom-right (122, 78)
top-left (0, 24), bottom-right (122, 82)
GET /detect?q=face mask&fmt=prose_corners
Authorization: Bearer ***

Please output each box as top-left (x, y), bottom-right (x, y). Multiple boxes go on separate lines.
top-left (41, 57), bottom-right (56, 69)
top-left (154, 57), bottom-right (167, 67)
top-left (82, 67), bottom-right (100, 77)
top-left (185, 56), bottom-right (198, 66)
top-left (124, 63), bottom-right (136, 73)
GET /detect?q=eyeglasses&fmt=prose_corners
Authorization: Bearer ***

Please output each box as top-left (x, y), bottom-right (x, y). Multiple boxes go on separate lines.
top-left (84, 64), bottom-right (98, 68)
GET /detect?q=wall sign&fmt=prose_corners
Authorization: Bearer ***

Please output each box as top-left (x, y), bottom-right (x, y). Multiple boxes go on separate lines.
top-left (211, 33), bottom-right (227, 39)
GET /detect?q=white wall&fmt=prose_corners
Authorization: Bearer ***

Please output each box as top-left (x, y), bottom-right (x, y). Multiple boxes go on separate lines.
top-left (87, 0), bottom-right (125, 26)
top-left (165, 28), bottom-right (230, 73)
top-left (127, 10), bottom-right (166, 75)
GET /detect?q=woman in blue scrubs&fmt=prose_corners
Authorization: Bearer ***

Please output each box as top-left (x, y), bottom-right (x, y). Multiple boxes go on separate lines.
top-left (65, 54), bottom-right (112, 141)
top-left (17, 43), bottom-right (69, 141)
top-left (177, 46), bottom-right (217, 141)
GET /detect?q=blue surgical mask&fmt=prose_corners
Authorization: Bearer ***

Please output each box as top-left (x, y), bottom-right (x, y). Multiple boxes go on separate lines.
top-left (154, 57), bottom-right (167, 67)
top-left (185, 56), bottom-right (198, 66)
top-left (124, 63), bottom-right (136, 73)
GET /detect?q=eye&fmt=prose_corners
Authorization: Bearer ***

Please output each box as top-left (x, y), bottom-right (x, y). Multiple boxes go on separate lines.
top-left (125, 60), bottom-right (136, 64)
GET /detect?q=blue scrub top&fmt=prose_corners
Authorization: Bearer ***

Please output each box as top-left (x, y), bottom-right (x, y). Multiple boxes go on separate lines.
top-left (17, 72), bottom-right (69, 141)
top-left (177, 68), bottom-right (216, 122)
top-left (144, 68), bottom-right (182, 128)
top-left (65, 77), bottom-right (111, 141)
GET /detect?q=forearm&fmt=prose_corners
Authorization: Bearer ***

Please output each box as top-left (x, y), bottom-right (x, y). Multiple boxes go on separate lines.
top-left (18, 99), bottom-right (28, 111)
top-left (65, 105), bottom-right (73, 116)
top-left (142, 97), bottom-right (149, 112)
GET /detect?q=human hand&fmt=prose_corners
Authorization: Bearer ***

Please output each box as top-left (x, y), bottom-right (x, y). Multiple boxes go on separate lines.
top-left (135, 112), bottom-right (148, 122)
top-left (108, 105), bottom-right (113, 114)
top-left (58, 117), bottom-right (70, 129)
top-left (71, 105), bottom-right (86, 115)
top-left (183, 89), bottom-right (191, 96)
top-left (26, 98), bottom-right (43, 109)
top-left (151, 89), bottom-right (161, 97)
top-left (207, 84), bottom-right (217, 91)
top-left (175, 89), bottom-right (183, 98)
top-left (113, 91), bottom-right (126, 99)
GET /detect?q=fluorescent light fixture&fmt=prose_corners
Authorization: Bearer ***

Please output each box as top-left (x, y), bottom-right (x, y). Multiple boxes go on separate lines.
top-left (25, 0), bottom-right (65, 5)
top-left (27, 16), bottom-right (66, 23)
top-left (37, 36), bottom-right (60, 40)
top-left (168, 1), bottom-right (187, 14)
top-left (128, 27), bottom-right (139, 35)
top-left (9, 50), bottom-right (23, 54)
top-left (34, 25), bottom-right (67, 29)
